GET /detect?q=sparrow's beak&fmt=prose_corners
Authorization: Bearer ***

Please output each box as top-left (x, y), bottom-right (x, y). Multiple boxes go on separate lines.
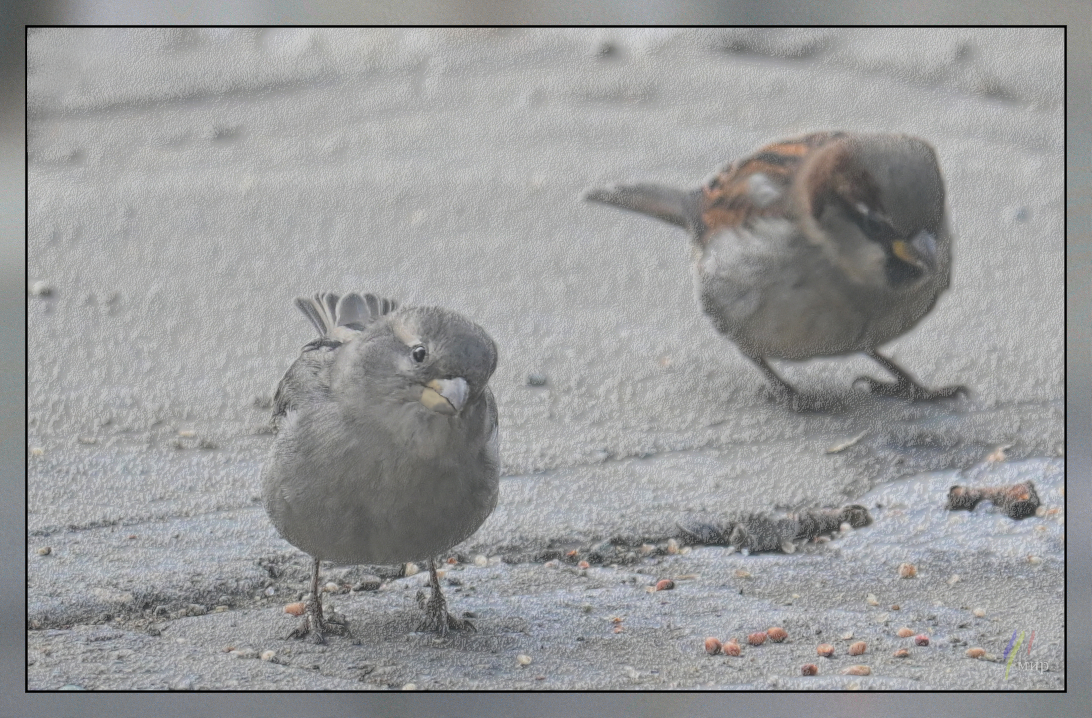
top-left (420, 377), bottom-right (469, 416)
top-left (891, 230), bottom-right (938, 273)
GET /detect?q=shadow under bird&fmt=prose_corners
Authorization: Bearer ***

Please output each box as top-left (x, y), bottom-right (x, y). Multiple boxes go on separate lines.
top-left (262, 292), bottom-right (500, 642)
top-left (583, 131), bottom-right (966, 410)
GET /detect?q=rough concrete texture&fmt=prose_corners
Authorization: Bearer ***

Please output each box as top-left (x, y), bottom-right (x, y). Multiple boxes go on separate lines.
top-left (26, 28), bottom-right (1063, 690)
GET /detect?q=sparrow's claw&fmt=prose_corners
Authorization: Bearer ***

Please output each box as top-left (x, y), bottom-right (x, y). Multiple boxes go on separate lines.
top-left (853, 375), bottom-right (968, 401)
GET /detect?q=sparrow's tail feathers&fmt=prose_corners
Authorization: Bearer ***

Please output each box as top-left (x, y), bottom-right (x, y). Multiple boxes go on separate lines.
top-left (581, 183), bottom-right (699, 231)
top-left (294, 292), bottom-right (399, 337)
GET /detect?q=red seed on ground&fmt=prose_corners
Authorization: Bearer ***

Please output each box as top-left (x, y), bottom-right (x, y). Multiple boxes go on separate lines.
top-left (966, 647), bottom-right (986, 659)
top-left (893, 648), bottom-right (910, 658)
top-left (801, 663), bottom-right (818, 676)
top-left (898, 563), bottom-right (917, 578)
top-left (896, 627), bottom-right (914, 638)
top-left (704, 637), bottom-right (722, 655)
top-left (767, 626), bottom-right (788, 642)
top-left (914, 634), bottom-right (930, 646)
top-left (817, 643), bottom-right (835, 657)
top-left (283, 602), bottom-right (306, 616)
top-left (723, 641), bottom-right (742, 656)
top-left (655, 579), bottom-right (675, 591)
top-left (578, 560), bottom-right (590, 569)
top-left (842, 665), bottom-right (871, 676)
top-left (747, 632), bottom-right (767, 646)
top-left (848, 641), bottom-right (867, 656)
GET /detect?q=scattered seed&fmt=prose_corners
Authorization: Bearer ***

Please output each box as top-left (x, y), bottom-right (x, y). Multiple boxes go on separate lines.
top-left (324, 582), bottom-right (339, 593)
top-left (404, 562), bottom-right (420, 576)
top-left (966, 647), bottom-right (986, 659)
top-left (986, 444), bottom-right (1012, 463)
top-left (948, 574), bottom-right (961, 586)
top-left (848, 641), bottom-right (867, 656)
top-left (734, 569), bottom-right (751, 579)
top-left (516, 654), bottom-right (532, 667)
top-left (30, 447), bottom-right (44, 457)
top-left (898, 563), bottom-right (917, 578)
top-left (866, 593), bottom-right (879, 606)
top-left (474, 555), bottom-right (489, 567)
top-left (722, 640), bottom-right (741, 656)
top-left (896, 627), bottom-right (914, 638)
top-left (1027, 555), bottom-right (1042, 565)
top-left (446, 556), bottom-right (458, 564)
top-left (747, 632), bottom-right (767, 646)
top-left (767, 627), bottom-right (788, 642)
top-left (654, 579), bottom-right (675, 591)
top-left (401, 683), bottom-right (416, 691)
top-left (230, 648), bottom-right (258, 659)
top-left (893, 648), bottom-right (910, 658)
top-left (972, 607), bottom-right (986, 618)
top-left (177, 429), bottom-right (197, 438)
top-left (704, 637), bottom-right (722, 655)
top-left (817, 643), bottom-right (835, 657)
top-left (914, 634), bottom-right (930, 646)
top-left (260, 650), bottom-right (276, 662)
top-left (545, 559), bottom-right (559, 569)
top-left (840, 631), bottom-right (854, 641)
top-left (1035, 506), bottom-right (1047, 517)
top-left (890, 604), bottom-right (900, 611)
top-left (613, 625), bottom-right (624, 634)
top-left (37, 546), bottom-right (52, 556)
top-left (284, 602), bottom-right (306, 616)
top-left (578, 560), bottom-right (590, 569)
top-left (667, 538), bottom-right (680, 554)
top-left (801, 663), bottom-right (819, 676)
top-left (842, 665), bottom-right (871, 676)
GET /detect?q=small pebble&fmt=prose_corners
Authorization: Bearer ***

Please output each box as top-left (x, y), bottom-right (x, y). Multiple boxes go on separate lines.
top-left (578, 560), bottom-right (590, 570)
top-left (842, 665), bottom-right (871, 676)
top-left (1035, 506), bottom-right (1047, 517)
top-left (30, 280), bottom-right (53, 296)
top-left (817, 643), bottom-right (835, 657)
top-left (896, 627), bottom-right (914, 638)
top-left (893, 648), bottom-right (910, 658)
top-left (914, 634), bottom-right (930, 646)
top-left (526, 372), bottom-right (547, 386)
top-left (516, 654), bottom-right (533, 667)
top-left (404, 562), bottom-right (420, 577)
top-left (654, 579), bottom-right (675, 591)
top-left (966, 647), bottom-right (986, 659)
top-left (840, 631), bottom-right (854, 641)
top-left (264, 586), bottom-right (276, 597)
top-left (474, 555), bottom-right (489, 567)
top-left (767, 627), bottom-right (788, 642)
top-left (704, 637), bottom-right (722, 655)
top-left (260, 650), bottom-right (276, 662)
top-left (898, 563), bottom-right (917, 578)
top-left (284, 602), bottom-right (306, 616)
top-left (666, 538), bottom-right (680, 554)
top-left (972, 607), bottom-right (986, 618)
top-left (734, 569), bottom-right (751, 579)
top-left (801, 663), bottom-right (818, 676)
top-left (890, 604), bottom-right (900, 611)
top-left (324, 582), bottom-right (339, 593)
top-left (747, 632), bottom-right (767, 646)
top-left (37, 546), bottom-right (52, 556)
top-left (177, 429), bottom-right (197, 438)
top-left (1027, 555), bottom-right (1042, 565)
top-left (722, 640), bottom-right (741, 656)
top-left (30, 447), bottom-right (44, 457)
top-left (848, 641), bottom-right (867, 656)
top-left (401, 683), bottom-right (417, 691)
top-left (866, 593), bottom-right (879, 606)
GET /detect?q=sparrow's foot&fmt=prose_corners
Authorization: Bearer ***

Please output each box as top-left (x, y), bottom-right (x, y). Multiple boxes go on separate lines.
top-left (763, 383), bottom-right (841, 413)
top-left (853, 375), bottom-right (968, 401)
top-left (415, 588), bottom-right (475, 636)
top-left (286, 595), bottom-right (349, 644)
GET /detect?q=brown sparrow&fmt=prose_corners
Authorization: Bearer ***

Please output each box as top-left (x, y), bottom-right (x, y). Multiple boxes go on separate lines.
top-left (583, 131), bottom-right (966, 408)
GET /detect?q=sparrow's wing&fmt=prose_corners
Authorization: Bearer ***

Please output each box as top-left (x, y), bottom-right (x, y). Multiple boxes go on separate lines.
top-left (270, 343), bottom-right (336, 431)
top-left (699, 132), bottom-right (845, 236)
top-left (582, 184), bottom-right (702, 232)
top-left (294, 292), bottom-right (400, 337)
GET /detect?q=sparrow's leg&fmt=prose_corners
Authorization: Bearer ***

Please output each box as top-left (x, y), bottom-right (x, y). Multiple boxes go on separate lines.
top-left (855, 350), bottom-right (968, 401)
top-left (416, 558), bottom-right (474, 636)
top-left (287, 556), bottom-right (348, 643)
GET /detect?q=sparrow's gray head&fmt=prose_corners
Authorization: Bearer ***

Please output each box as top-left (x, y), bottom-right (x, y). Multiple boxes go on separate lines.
top-left (334, 304), bottom-right (498, 417)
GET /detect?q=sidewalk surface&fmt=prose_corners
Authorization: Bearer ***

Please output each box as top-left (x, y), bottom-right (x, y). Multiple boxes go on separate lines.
top-left (26, 28), bottom-right (1064, 690)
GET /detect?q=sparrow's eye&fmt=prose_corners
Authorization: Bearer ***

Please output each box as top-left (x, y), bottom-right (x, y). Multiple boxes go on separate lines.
top-left (411, 345), bottom-right (427, 363)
